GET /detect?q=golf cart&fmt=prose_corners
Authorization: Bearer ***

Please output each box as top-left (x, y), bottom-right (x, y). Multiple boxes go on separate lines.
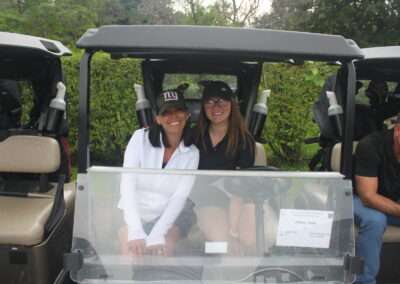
top-left (65, 25), bottom-right (364, 283)
top-left (311, 46), bottom-right (400, 283)
top-left (0, 32), bottom-right (75, 284)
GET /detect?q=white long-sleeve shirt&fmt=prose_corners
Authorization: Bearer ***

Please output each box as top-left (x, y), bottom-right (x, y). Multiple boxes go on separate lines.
top-left (118, 128), bottom-right (199, 246)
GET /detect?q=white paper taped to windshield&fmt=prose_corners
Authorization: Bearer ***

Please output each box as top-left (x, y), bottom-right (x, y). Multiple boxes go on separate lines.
top-left (205, 242), bottom-right (228, 254)
top-left (276, 209), bottom-right (334, 248)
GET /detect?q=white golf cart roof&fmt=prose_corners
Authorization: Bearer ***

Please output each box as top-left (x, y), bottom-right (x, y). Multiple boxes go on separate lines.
top-left (76, 25), bottom-right (363, 62)
top-left (362, 46), bottom-right (400, 60)
top-left (355, 46), bottom-right (400, 81)
top-left (0, 31), bottom-right (71, 58)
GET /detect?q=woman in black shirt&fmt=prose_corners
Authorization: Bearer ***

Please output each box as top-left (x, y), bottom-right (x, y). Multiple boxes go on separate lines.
top-left (193, 80), bottom-right (256, 255)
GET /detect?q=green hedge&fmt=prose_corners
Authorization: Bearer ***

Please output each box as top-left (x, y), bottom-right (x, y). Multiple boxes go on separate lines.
top-left (63, 52), bottom-right (337, 169)
top-left (259, 62), bottom-right (337, 169)
top-left (64, 52), bottom-right (143, 166)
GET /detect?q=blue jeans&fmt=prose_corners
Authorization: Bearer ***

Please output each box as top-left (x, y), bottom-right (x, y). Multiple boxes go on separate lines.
top-left (353, 195), bottom-right (400, 284)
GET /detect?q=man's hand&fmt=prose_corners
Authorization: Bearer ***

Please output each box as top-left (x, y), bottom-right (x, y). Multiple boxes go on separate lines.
top-left (127, 238), bottom-right (147, 255)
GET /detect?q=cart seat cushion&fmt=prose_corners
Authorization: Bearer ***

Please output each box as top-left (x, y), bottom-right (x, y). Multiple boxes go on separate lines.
top-left (0, 135), bottom-right (60, 173)
top-left (0, 181), bottom-right (76, 246)
top-left (354, 225), bottom-right (400, 243)
top-left (186, 99), bottom-right (201, 124)
top-left (254, 142), bottom-right (267, 166)
top-left (330, 142), bottom-right (358, 172)
top-left (382, 225), bottom-right (400, 243)
top-left (0, 195), bottom-right (54, 246)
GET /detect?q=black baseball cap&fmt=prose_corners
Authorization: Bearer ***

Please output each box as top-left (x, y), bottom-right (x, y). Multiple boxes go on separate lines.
top-left (201, 81), bottom-right (234, 102)
top-left (157, 89), bottom-right (187, 115)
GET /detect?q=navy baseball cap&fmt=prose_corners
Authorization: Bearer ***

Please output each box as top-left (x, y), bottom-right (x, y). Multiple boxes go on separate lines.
top-left (157, 89), bottom-right (187, 115)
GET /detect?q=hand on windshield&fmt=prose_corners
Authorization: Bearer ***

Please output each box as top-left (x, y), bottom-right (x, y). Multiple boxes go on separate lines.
top-left (127, 238), bottom-right (147, 255)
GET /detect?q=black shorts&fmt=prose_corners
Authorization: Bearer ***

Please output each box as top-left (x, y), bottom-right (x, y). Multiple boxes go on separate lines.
top-left (189, 184), bottom-right (230, 210)
top-left (142, 199), bottom-right (196, 238)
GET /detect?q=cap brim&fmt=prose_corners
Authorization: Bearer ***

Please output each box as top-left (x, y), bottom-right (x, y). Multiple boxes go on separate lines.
top-left (202, 92), bottom-right (231, 102)
top-left (158, 102), bottom-right (187, 115)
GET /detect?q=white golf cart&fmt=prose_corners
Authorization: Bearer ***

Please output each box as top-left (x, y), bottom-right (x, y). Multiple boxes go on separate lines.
top-left (0, 32), bottom-right (75, 284)
top-left (65, 25), bottom-right (364, 283)
top-left (311, 45), bottom-right (400, 283)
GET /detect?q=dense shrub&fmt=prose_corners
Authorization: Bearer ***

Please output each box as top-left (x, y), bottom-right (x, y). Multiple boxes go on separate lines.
top-left (64, 52), bottom-right (143, 166)
top-left (259, 62), bottom-right (337, 168)
top-left (63, 53), bottom-right (337, 169)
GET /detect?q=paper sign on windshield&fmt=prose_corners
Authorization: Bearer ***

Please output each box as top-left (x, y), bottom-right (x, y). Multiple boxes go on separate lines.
top-left (276, 209), bottom-right (334, 248)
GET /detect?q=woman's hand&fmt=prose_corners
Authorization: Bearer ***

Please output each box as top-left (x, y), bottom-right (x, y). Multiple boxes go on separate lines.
top-left (127, 238), bottom-right (147, 255)
top-left (146, 244), bottom-right (172, 256)
top-left (164, 226), bottom-right (181, 256)
top-left (228, 235), bottom-right (244, 256)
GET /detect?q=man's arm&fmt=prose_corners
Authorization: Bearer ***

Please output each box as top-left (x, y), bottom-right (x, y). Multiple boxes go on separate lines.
top-left (356, 175), bottom-right (400, 217)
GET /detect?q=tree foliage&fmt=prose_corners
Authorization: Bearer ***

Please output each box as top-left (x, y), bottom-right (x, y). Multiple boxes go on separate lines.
top-left (253, 0), bottom-right (311, 31)
top-left (214, 0), bottom-right (260, 26)
top-left (256, 0), bottom-right (400, 47)
top-left (1, 0), bottom-right (398, 47)
top-left (0, 0), bottom-right (97, 43)
top-left (137, 0), bottom-right (177, 25)
top-left (307, 0), bottom-right (400, 47)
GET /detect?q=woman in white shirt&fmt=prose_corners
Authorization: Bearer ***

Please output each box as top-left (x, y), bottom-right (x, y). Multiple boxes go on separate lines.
top-left (118, 88), bottom-right (199, 257)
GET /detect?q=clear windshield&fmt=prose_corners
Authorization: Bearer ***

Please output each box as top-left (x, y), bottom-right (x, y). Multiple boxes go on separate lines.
top-left (72, 167), bottom-right (355, 283)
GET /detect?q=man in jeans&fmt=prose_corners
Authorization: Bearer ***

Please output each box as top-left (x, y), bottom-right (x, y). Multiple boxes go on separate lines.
top-left (353, 113), bottom-right (400, 284)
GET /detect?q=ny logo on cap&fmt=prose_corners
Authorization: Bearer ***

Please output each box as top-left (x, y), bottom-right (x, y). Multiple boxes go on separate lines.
top-left (163, 91), bottom-right (178, 101)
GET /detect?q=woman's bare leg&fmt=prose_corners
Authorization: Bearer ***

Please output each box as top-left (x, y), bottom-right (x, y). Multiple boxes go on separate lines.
top-left (118, 226), bottom-right (129, 255)
top-left (197, 206), bottom-right (244, 255)
top-left (238, 203), bottom-right (257, 255)
top-left (197, 207), bottom-right (230, 241)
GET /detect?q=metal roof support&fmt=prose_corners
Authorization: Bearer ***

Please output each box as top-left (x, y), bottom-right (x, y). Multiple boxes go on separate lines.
top-left (341, 61), bottom-right (356, 179)
top-left (78, 51), bottom-right (94, 174)
top-left (244, 62), bottom-right (262, 124)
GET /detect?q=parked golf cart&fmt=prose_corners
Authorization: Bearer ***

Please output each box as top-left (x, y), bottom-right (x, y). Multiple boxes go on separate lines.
top-left (65, 25), bottom-right (364, 283)
top-left (310, 46), bottom-right (400, 283)
top-left (0, 32), bottom-right (75, 284)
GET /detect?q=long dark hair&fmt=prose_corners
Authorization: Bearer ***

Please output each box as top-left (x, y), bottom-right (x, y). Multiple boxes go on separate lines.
top-left (194, 98), bottom-right (254, 154)
top-left (147, 121), bottom-right (193, 148)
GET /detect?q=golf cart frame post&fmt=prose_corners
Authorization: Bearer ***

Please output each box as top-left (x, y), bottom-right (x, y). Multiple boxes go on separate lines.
top-left (76, 25), bottom-right (363, 178)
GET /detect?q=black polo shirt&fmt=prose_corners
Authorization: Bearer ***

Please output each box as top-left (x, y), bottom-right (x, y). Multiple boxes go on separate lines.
top-left (355, 128), bottom-right (400, 201)
top-left (197, 128), bottom-right (255, 170)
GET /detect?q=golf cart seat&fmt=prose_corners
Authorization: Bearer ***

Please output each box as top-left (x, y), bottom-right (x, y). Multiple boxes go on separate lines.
top-left (186, 99), bottom-right (201, 124)
top-left (330, 142), bottom-right (400, 244)
top-left (0, 134), bottom-right (76, 284)
top-left (0, 135), bottom-right (75, 246)
top-left (254, 142), bottom-right (267, 166)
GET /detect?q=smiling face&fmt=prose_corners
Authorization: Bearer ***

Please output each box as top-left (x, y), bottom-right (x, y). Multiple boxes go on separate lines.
top-left (204, 97), bottom-right (231, 126)
top-left (156, 107), bottom-right (189, 137)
